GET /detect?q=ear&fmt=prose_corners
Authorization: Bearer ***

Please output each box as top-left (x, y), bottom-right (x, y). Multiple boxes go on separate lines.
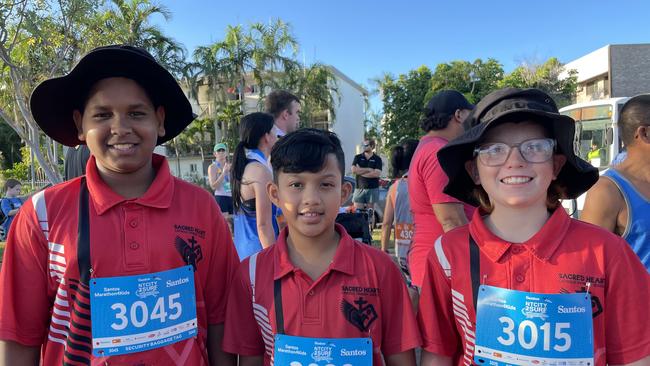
top-left (340, 180), bottom-right (353, 205)
top-left (552, 155), bottom-right (567, 179)
top-left (156, 106), bottom-right (166, 137)
top-left (465, 160), bottom-right (480, 184)
top-left (267, 181), bottom-right (280, 207)
top-left (73, 110), bottom-right (85, 141)
top-left (637, 126), bottom-right (650, 143)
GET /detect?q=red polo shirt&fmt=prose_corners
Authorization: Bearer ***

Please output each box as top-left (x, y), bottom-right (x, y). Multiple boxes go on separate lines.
top-left (408, 135), bottom-right (475, 288)
top-left (417, 208), bottom-right (650, 366)
top-left (223, 224), bottom-right (421, 365)
top-left (0, 154), bottom-right (239, 365)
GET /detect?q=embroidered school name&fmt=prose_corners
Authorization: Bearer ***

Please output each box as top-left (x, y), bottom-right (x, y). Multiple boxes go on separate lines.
top-left (341, 285), bottom-right (380, 296)
top-left (174, 224), bottom-right (206, 239)
top-left (558, 273), bottom-right (605, 286)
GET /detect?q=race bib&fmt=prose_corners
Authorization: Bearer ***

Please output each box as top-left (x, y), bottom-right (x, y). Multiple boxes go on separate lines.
top-left (89, 266), bottom-right (198, 356)
top-left (474, 285), bottom-right (594, 366)
top-left (274, 334), bottom-right (372, 366)
top-left (394, 223), bottom-right (413, 269)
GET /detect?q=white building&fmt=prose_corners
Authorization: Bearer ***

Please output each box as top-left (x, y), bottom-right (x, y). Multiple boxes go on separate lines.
top-left (179, 67), bottom-right (368, 174)
top-left (561, 44), bottom-right (650, 103)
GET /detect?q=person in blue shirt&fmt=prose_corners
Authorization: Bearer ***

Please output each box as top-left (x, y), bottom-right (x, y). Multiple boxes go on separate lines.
top-left (1, 179), bottom-right (24, 238)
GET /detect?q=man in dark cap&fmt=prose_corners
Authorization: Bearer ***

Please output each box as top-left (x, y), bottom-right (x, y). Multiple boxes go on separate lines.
top-left (407, 90), bottom-right (476, 289)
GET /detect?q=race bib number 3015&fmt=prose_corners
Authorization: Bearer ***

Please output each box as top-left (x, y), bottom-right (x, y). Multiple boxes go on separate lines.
top-left (89, 265), bottom-right (198, 356)
top-left (474, 285), bottom-right (594, 366)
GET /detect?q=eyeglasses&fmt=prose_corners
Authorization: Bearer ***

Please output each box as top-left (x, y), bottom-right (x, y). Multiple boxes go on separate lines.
top-left (474, 138), bottom-right (556, 167)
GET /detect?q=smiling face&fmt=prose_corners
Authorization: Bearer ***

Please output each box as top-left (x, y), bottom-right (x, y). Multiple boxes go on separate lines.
top-left (269, 154), bottom-right (351, 241)
top-left (73, 77), bottom-right (165, 179)
top-left (468, 121), bottom-right (565, 212)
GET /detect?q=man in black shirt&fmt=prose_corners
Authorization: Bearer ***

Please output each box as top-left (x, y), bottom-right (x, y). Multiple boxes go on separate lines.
top-left (351, 139), bottom-right (382, 209)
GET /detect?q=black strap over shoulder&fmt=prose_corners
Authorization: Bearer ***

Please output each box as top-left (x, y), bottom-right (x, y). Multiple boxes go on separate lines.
top-left (273, 279), bottom-right (285, 335)
top-left (469, 235), bottom-right (481, 312)
top-left (78, 178), bottom-right (91, 285)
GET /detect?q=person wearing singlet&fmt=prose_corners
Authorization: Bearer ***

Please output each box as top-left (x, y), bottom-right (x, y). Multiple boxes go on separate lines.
top-left (381, 139), bottom-right (419, 308)
top-left (581, 94), bottom-right (650, 272)
top-left (231, 112), bottom-right (280, 260)
top-left (208, 142), bottom-right (233, 215)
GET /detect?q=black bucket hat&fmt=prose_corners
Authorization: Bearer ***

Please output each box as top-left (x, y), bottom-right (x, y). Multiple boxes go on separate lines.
top-left (438, 87), bottom-right (599, 206)
top-left (30, 45), bottom-right (195, 147)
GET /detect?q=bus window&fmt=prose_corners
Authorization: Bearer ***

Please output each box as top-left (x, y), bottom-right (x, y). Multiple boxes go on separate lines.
top-left (580, 120), bottom-right (610, 169)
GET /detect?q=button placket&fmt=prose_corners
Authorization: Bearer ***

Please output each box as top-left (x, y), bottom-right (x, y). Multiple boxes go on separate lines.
top-left (123, 206), bottom-right (147, 268)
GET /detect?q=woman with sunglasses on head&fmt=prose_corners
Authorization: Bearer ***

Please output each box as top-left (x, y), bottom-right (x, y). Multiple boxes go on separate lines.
top-left (418, 88), bottom-right (650, 366)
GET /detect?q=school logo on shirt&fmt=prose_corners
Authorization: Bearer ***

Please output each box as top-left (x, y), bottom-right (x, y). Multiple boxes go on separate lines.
top-left (341, 297), bottom-right (378, 332)
top-left (174, 236), bottom-right (203, 270)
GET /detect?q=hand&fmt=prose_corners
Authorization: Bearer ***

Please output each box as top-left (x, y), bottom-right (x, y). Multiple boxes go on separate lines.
top-left (222, 162), bottom-right (231, 174)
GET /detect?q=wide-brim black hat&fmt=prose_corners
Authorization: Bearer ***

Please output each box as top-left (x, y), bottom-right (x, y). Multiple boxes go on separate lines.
top-left (30, 45), bottom-right (194, 147)
top-left (438, 87), bottom-right (599, 206)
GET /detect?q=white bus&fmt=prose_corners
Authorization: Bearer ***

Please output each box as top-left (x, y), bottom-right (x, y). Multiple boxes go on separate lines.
top-left (559, 97), bottom-right (630, 215)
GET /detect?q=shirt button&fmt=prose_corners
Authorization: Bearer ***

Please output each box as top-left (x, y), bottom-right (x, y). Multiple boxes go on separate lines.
top-left (129, 220), bottom-right (138, 228)
top-left (511, 246), bottom-right (523, 254)
top-left (308, 290), bottom-right (315, 296)
top-left (515, 274), bottom-right (525, 283)
top-left (129, 242), bottom-right (140, 250)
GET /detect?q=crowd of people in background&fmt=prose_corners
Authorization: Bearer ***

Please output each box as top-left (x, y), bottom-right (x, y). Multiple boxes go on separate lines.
top-left (0, 44), bottom-right (648, 366)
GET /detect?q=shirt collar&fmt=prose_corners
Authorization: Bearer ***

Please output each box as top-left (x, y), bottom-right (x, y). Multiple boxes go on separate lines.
top-left (468, 208), bottom-right (570, 263)
top-left (274, 223), bottom-right (356, 280)
top-left (274, 124), bottom-right (286, 137)
top-left (85, 153), bottom-right (175, 215)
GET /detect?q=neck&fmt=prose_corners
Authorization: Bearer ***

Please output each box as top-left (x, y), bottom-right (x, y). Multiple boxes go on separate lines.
top-left (425, 127), bottom-right (457, 141)
top-left (274, 122), bottom-right (286, 134)
top-left (485, 204), bottom-right (550, 243)
top-left (364, 151), bottom-right (373, 158)
top-left (286, 228), bottom-right (340, 279)
top-left (96, 161), bottom-right (157, 199)
top-left (618, 148), bottom-right (650, 182)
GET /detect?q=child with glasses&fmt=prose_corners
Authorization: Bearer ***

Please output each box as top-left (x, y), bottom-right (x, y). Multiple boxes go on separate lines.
top-left (417, 88), bottom-right (650, 366)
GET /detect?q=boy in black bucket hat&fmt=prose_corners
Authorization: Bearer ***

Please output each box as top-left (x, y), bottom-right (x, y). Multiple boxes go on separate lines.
top-left (0, 45), bottom-right (238, 365)
top-left (417, 88), bottom-right (650, 366)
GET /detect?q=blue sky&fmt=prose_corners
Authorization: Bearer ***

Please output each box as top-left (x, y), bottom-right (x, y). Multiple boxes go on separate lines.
top-left (157, 0), bottom-right (650, 110)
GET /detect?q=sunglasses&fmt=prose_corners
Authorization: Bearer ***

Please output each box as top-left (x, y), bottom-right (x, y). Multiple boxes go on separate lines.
top-left (216, 149), bottom-right (226, 152)
top-left (474, 138), bottom-right (556, 167)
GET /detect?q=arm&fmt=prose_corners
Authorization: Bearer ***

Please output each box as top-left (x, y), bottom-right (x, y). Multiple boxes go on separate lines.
top-left (432, 203), bottom-right (468, 232)
top-left (420, 350), bottom-right (453, 366)
top-left (580, 177), bottom-right (624, 234)
top-left (208, 163), bottom-right (229, 191)
top-left (361, 169), bottom-right (382, 178)
top-left (386, 350), bottom-right (416, 366)
top-left (249, 165), bottom-right (276, 248)
top-left (0, 341), bottom-right (40, 366)
top-left (380, 185), bottom-right (396, 252)
top-left (207, 324), bottom-right (235, 366)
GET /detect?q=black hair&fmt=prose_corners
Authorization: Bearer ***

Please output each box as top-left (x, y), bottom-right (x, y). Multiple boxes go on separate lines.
top-left (3, 178), bottom-right (21, 192)
top-left (390, 139), bottom-right (419, 178)
top-left (265, 90), bottom-right (300, 118)
top-left (619, 95), bottom-right (650, 146)
top-left (231, 112), bottom-right (275, 211)
top-left (270, 128), bottom-right (345, 181)
top-left (420, 111), bottom-right (454, 132)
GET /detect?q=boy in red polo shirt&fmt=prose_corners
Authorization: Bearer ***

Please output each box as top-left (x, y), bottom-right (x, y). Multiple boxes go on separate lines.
top-left (0, 45), bottom-right (238, 365)
top-left (223, 128), bottom-right (420, 366)
top-left (418, 88), bottom-right (650, 366)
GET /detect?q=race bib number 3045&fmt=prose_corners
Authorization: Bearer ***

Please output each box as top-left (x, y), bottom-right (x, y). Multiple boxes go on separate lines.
top-left (474, 285), bottom-right (594, 366)
top-left (89, 266), bottom-right (198, 356)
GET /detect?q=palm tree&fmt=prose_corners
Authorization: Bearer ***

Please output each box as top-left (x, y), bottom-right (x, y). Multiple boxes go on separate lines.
top-left (101, 0), bottom-right (186, 74)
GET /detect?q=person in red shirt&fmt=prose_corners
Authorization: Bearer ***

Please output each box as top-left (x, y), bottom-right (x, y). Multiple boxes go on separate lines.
top-left (0, 45), bottom-right (239, 365)
top-left (223, 128), bottom-right (421, 366)
top-left (418, 88), bottom-right (650, 366)
top-left (408, 90), bottom-right (476, 288)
